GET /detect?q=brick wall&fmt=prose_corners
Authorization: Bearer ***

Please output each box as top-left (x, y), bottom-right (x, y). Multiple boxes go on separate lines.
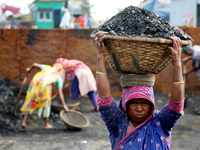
top-left (0, 27), bottom-right (199, 97)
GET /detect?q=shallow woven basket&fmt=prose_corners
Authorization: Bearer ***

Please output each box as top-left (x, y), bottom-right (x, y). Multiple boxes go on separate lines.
top-left (60, 110), bottom-right (90, 130)
top-left (51, 98), bottom-right (80, 112)
top-left (91, 34), bottom-right (192, 74)
top-left (51, 101), bottom-right (80, 112)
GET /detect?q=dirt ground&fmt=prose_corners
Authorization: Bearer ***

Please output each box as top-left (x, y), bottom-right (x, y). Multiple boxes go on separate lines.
top-left (0, 79), bottom-right (200, 150)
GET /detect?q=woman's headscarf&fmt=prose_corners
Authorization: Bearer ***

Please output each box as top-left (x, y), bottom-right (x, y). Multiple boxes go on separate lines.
top-left (56, 58), bottom-right (89, 70)
top-left (119, 86), bottom-right (155, 116)
top-left (56, 58), bottom-right (70, 69)
top-left (56, 58), bottom-right (90, 80)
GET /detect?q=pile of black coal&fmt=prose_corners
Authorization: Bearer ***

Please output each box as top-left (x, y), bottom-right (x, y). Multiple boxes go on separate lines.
top-left (0, 78), bottom-right (22, 133)
top-left (91, 6), bottom-right (192, 40)
top-left (0, 78), bottom-right (62, 133)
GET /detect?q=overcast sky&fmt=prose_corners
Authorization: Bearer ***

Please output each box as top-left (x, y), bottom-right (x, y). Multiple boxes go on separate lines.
top-left (89, 0), bottom-right (143, 21)
top-left (0, 0), bottom-right (143, 21)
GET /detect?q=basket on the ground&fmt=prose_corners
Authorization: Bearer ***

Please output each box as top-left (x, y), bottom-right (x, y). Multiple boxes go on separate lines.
top-left (91, 34), bottom-right (192, 74)
top-left (51, 101), bottom-right (80, 112)
top-left (51, 98), bottom-right (80, 112)
top-left (60, 110), bottom-right (90, 130)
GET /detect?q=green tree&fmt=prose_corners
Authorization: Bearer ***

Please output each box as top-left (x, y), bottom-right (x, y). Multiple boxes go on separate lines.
top-left (81, 0), bottom-right (91, 15)
top-left (68, 0), bottom-right (93, 15)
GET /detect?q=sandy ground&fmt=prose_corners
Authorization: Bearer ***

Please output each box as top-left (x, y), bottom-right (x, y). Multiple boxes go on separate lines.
top-left (0, 95), bottom-right (200, 150)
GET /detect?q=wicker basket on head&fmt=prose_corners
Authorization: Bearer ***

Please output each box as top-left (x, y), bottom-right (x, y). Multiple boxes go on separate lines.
top-left (91, 34), bottom-right (192, 75)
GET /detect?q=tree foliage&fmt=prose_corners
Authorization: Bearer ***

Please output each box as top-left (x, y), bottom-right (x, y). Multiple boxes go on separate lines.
top-left (67, 0), bottom-right (93, 15)
top-left (81, 0), bottom-right (91, 15)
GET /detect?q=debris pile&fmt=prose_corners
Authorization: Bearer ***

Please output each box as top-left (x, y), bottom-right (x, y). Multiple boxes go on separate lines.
top-left (91, 6), bottom-right (192, 40)
top-left (0, 78), bottom-right (62, 133)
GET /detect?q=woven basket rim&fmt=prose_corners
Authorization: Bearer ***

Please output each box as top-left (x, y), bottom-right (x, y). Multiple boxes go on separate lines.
top-left (90, 34), bottom-right (192, 45)
top-left (51, 101), bottom-right (80, 107)
top-left (60, 110), bottom-right (90, 129)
